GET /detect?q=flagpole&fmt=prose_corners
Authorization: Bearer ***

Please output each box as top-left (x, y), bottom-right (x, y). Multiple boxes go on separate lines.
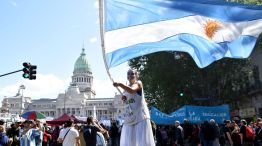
top-left (98, 0), bottom-right (123, 95)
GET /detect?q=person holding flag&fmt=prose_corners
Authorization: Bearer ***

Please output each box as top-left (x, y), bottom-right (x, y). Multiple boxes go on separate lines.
top-left (113, 69), bottom-right (155, 146)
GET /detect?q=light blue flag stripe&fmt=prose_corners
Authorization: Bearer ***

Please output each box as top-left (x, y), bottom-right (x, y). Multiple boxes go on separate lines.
top-left (106, 35), bottom-right (257, 68)
top-left (105, 0), bottom-right (262, 31)
top-left (103, 0), bottom-right (262, 68)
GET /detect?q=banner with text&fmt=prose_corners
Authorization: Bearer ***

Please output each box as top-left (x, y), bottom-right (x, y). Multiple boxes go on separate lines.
top-left (151, 105), bottom-right (230, 125)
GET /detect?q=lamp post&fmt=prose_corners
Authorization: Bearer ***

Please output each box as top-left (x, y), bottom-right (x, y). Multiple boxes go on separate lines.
top-left (19, 85), bottom-right (25, 114)
top-left (64, 90), bottom-right (66, 114)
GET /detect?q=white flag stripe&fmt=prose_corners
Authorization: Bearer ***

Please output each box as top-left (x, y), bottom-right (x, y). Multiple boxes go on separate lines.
top-left (105, 15), bottom-right (262, 53)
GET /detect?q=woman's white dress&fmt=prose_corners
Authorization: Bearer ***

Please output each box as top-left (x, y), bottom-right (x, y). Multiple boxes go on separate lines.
top-left (120, 81), bottom-right (155, 146)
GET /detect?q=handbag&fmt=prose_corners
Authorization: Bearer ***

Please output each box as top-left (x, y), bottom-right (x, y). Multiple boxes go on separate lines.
top-left (57, 128), bottom-right (71, 146)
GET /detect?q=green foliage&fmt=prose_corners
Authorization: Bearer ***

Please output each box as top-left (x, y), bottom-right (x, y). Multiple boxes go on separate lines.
top-left (128, 0), bottom-right (262, 112)
top-left (129, 52), bottom-right (257, 112)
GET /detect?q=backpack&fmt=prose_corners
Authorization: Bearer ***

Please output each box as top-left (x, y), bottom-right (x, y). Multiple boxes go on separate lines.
top-left (246, 126), bottom-right (255, 140)
top-left (83, 126), bottom-right (92, 139)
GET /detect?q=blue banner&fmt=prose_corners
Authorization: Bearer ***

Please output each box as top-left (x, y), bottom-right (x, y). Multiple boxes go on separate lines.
top-left (151, 105), bottom-right (230, 125)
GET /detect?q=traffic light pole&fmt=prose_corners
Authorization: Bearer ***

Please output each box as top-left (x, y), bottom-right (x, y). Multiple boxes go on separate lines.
top-left (0, 69), bottom-right (23, 78)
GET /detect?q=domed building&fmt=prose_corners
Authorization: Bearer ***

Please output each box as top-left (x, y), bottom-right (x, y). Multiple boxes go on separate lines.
top-left (1, 48), bottom-right (125, 120)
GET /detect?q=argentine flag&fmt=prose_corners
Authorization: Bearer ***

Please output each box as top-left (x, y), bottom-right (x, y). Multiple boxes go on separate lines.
top-left (100, 0), bottom-right (262, 68)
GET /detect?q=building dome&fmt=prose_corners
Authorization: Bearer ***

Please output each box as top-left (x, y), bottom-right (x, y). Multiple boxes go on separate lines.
top-left (74, 48), bottom-right (91, 72)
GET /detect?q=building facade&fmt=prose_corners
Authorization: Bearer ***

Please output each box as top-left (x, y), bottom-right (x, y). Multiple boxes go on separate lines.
top-left (1, 48), bottom-right (125, 120)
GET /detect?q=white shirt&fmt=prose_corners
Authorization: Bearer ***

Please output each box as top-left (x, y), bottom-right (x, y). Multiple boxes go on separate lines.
top-left (58, 127), bottom-right (79, 146)
top-left (123, 80), bottom-right (150, 125)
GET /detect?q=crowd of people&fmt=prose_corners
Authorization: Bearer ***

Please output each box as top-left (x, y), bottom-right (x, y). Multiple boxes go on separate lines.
top-left (0, 116), bottom-right (122, 146)
top-left (152, 118), bottom-right (262, 146)
top-left (0, 116), bottom-right (261, 146)
top-left (0, 68), bottom-right (261, 146)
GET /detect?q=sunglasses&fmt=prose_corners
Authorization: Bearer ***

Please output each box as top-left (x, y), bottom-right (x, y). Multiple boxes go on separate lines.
top-left (127, 72), bottom-right (135, 75)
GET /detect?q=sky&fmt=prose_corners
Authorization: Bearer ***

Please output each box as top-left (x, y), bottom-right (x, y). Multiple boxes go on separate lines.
top-left (0, 0), bottom-right (128, 101)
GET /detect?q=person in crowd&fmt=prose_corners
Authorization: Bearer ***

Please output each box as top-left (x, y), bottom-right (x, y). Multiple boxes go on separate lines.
top-left (231, 123), bottom-right (241, 146)
top-left (31, 120), bottom-right (43, 146)
top-left (110, 120), bottom-right (120, 146)
top-left (224, 120), bottom-right (233, 146)
top-left (183, 119), bottom-right (192, 146)
top-left (50, 126), bottom-right (60, 146)
top-left (191, 124), bottom-right (200, 146)
top-left (159, 126), bottom-right (168, 146)
top-left (240, 119), bottom-right (254, 146)
top-left (202, 120), bottom-right (217, 146)
top-left (6, 121), bottom-right (21, 146)
top-left (218, 122), bottom-right (226, 146)
top-left (57, 119), bottom-right (80, 146)
top-left (155, 125), bottom-right (162, 146)
top-left (254, 121), bottom-right (262, 146)
top-left (83, 116), bottom-right (104, 146)
top-left (113, 68), bottom-right (155, 146)
top-left (78, 125), bottom-right (86, 146)
top-left (173, 121), bottom-right (184, 146)
top-left (0, 125), bottom-right (9, 146)
top-left (97, 130), bottom-right (107, 146)
top-left (0, 119), bottom-right (5, 126)
top-left (99, 123), bottom-right (110, 144)
top-left (20, 120), bottom-right (42, 146)
top-left (210, 119), bottom-right (220, 146)
top-left (42, 126), bottom-right (51, 146)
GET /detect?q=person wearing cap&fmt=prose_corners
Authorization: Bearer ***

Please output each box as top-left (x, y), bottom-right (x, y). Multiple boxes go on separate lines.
top-left (173, 121), bottom-right (184, 146)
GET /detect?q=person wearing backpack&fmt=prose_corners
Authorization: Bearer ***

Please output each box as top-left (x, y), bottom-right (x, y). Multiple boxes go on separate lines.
top-left (240, 119), bottom-right (254, 146)
top-left (83, 116), bottom-right (104, 146)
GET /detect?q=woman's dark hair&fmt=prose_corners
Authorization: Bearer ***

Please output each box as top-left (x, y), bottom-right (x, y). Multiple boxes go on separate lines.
top-left (87, 116), bottom-right (93, 124)
top-left (65, 119), bottom-right (74, 127)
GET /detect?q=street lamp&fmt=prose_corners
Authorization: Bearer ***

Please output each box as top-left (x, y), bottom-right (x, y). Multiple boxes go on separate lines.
top-left (19, 85), bottom-right (25, 114)
top-left (64, 90), bottom-right (67, 114)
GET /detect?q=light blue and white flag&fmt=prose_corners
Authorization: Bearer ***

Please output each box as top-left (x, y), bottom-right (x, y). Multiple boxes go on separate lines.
top-left (100, 0), bottom-right (262, 68)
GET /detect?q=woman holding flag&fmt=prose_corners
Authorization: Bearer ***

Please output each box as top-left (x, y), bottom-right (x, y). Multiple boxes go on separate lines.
top-left (113, 69), bottom-right (155, 146)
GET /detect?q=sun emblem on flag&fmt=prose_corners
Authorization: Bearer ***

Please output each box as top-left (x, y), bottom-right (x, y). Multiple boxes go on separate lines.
top-left (203, 20), bottom-right (221, 39)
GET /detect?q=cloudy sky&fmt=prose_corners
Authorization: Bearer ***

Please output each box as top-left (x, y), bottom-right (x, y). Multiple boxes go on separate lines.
top-left (0, 0), bottom-right (128, 101)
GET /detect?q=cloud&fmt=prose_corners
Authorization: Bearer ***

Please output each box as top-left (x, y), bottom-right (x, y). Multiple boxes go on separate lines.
top-left (0, 74), bottom-right (70, 100)
top-left (93, 79), bottom-right (121, 98)
top-left (89, 37), bottom-right (98, 43)
top-left (0, 72), bottom-right (127, 104)
top-left (94, 1), bottom-right (99, 9)
top-left (9, 1), bottom-right (17, 7)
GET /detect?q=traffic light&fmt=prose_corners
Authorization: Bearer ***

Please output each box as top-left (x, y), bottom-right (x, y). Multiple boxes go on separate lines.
top-left (22, 62), bottom-right (30, 79)
top-left (29, 65), bottom-right (37, 80)
top-left (179, 92), bottom-right (184, 97)
top-left (22, 62), bottom-right (37, 80)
